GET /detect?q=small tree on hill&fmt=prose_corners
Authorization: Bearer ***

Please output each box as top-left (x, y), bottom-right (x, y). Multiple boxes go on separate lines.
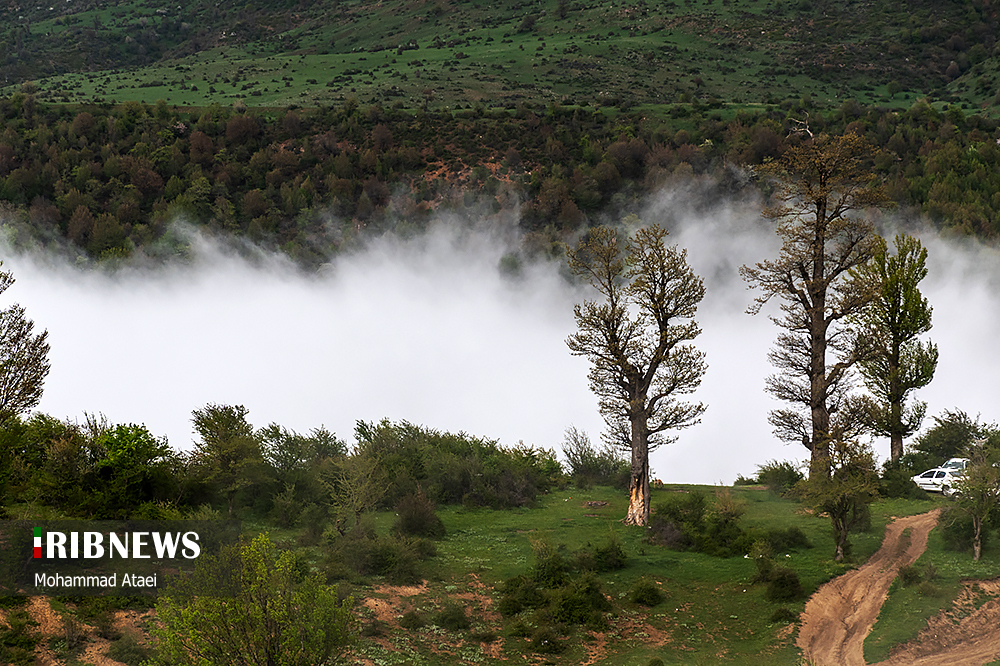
top-left (567, 221), bottom-right (707, 526)
top-left (954, 441), bottom-right (1000, 561)
top-left (802, 439), bottom-right (880, 561)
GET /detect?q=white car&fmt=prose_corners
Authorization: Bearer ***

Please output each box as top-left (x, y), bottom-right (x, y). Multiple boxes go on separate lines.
top-left (912, 468), bottom-right (963, 496)
top-left (940, 457), bottom-right (970, 472)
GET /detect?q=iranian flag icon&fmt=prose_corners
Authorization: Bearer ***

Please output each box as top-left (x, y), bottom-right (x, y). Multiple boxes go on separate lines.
top-left (33, 527), bottom-right (41, 558)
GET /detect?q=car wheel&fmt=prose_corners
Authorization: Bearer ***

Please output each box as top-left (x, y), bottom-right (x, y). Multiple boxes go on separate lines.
top-left (942, 485), bottom-right (953, 497)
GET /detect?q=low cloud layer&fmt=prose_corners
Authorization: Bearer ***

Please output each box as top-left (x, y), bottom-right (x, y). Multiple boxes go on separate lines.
top-left (1, 197), bottom-right (998, 484)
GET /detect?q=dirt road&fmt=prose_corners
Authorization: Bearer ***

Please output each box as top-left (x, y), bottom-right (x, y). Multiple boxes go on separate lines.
top-left (796, 509), bottom-right (941, 666)
top-left (797, 508), bottom-right (1000, 666)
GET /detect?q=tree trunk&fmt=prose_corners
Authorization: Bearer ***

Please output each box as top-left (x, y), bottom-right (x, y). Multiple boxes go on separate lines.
top-left (890, 400), bottom-right (904, 464)
top-left (809, 204), bottom-right (831, 480)
top-left (624, 415), bottom-right (650, 526)
top-left (973, 516), bottom-right (983, 562)
top-left (833, 515), bottom-right (848, 562)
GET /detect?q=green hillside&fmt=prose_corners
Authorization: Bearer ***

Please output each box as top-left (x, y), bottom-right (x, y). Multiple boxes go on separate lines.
top-left (3, 0), bottom-right (999, 114)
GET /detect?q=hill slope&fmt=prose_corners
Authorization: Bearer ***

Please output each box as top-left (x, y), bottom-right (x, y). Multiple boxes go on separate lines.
top-left (3, 0), bottom-right (999, 113)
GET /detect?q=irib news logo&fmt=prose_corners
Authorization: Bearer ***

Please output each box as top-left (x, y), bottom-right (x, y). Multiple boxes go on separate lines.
top-left (32, 527), bottom-right (201, 560)
top-left (1, 520), bottom-right (238, 596)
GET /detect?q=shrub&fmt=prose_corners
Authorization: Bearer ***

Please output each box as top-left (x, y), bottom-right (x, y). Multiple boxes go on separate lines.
top-left (942, 506), bottom-right (991, 553)
top-left (578, 532), bottom-right (627, 573)
top-left (106, 634), bottom-right (150, 666)
top-left (761, 526), bottom-right (812, 553)
top-left (470, 628), bottom-right (499, 642)
top-left (529, 539), bottom-right (570, 588)
top-left (498, 575), bottom-right (546, 616)
top-left (507, 619), bottom-right (532, 637)
top-left (918, 581), bottom-right (943, 597)
top-left (899, 565), bottom-right (922, 587)
top-left (766, 567), bottom-right (804, 602)
top-left (880, 462), bottom-right (927, 499)
top-left (649, 490), bottom-right (752, 557)
top-left (392, 491), bottom-right (445, 539)
top-left (153, 534), bottom-right (352, 666)
top-left (561, 426), bottom-right (629, 489)
top-left (435, 603), bottom-right (471, 631)
top-left (531, 626), bottom-right (566, 654)
top-left (749, 540), bottom-right (775, 583)
top-left (549, 575), bottom-right (611, 629)
top-left (0, 610), bottom-right (38, 666)
top-left (399, 610), bottom-right (426, 630)
top-left (628, 577), bottom-right (664, 607)
top-left (769, 607), bottom-right (799, 623)
top-left (755, 460), bottom-right (804, 495)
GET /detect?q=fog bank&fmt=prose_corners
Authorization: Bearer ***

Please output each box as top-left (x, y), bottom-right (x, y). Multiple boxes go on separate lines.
top-left (1, 198), bottom-right (999, 484)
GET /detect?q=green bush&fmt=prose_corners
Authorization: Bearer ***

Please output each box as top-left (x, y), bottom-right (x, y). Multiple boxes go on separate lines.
top-left (434, 603), bottom-right (471, 631)
top-left (918, 581), bottom-right (943, 597)
top-left (549, 575), bottom-right (611, 629)
top-left (769, 607), bottom-right (799, 623)
top-left (0, 610), bottom-right (38, 666)
top-left (531, 626), bottom-right (566, 654)
top-left (577, 532), bottom-right (628, 573)
top-left (898, 565), bottom-right (922, 587)
top-left (941, 506), bottom-right (990, 553)
top-left (766, 567), bottom-right (804, 602)
top-left (498, 575), bottom-right (546, 616)
top-left (880, 462), bottom-right (927, 499)
top-left (529, 540), bottom-right (570, 588)
top-left (561, 426), bottom-right (630, 489)
top-left (649, 490), bottom-right (752, 557)
top-left (754, 460), bottom-right (804, 495)
top-left (399, 610), bottom-right (426, 630)
top-left (628, 577), bottom-right (664, 607)
top-left (392, 491), bottom-right (446, 539)
top-left (354, 419), bottom-right (562, 509)
top-left (106, 634), bottom-right (150, 666)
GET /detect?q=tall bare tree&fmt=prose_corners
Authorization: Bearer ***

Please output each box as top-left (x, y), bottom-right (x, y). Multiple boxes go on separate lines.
top-left (741, 132), bottom-right (890, 478)
top-left (567, 222), bottom-right (706, 526)
top-left (851, 234), bottom-right (938, 464)
top-left (0, 265), bottom-right (50, 423)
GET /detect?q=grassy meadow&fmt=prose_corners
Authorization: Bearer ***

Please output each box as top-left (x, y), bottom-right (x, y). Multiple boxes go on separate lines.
top-left (242, 483), bottom-right (976, 666)
top-left (4, 0), bottom-right (998, 115)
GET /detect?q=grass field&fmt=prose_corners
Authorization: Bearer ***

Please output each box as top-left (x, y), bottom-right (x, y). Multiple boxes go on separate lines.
top-left (295, 484), bottom-right (959, 665)
top-left (4, 0), bottom-right (997, 116)
top-left (5, 482), bottom-right (996, 664)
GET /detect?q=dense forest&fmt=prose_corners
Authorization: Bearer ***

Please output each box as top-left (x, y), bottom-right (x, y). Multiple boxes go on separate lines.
top-left (1, 93), bottom-right (1000, 267)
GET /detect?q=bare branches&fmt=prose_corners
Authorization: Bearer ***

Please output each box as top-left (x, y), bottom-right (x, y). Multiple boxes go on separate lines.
top-left (567, 222), bottom-right (706, 524)
top-left (743, 133), bottom-right (890, 476)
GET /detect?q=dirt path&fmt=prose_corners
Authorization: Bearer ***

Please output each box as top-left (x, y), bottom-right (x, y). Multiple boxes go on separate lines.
top-left (796, 509), bottom-right (941, 666)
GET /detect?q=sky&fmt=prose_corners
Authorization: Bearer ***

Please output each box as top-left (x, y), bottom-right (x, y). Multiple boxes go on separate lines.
top-left (1, 191), bottom-right (999, 484)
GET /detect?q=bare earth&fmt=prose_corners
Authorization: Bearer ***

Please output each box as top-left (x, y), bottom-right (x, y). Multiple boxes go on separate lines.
top-left (797, 508), bottom-right (1000, 666)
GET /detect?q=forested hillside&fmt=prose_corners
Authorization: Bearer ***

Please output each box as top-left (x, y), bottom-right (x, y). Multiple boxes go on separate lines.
top-left (1, 0), bottom-right (1000, 263)
top-left (1, 94), bottom-right (999, 265)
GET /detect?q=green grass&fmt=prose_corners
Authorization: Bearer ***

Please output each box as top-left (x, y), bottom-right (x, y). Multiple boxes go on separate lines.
top-left (329, 485), bottom-right (950, 665)
top-left (5, 0), bottom-right (999, 115)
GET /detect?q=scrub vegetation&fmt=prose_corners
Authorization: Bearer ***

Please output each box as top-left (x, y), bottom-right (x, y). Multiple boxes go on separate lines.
top-left (0, 402), bottom-right (998, 664)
